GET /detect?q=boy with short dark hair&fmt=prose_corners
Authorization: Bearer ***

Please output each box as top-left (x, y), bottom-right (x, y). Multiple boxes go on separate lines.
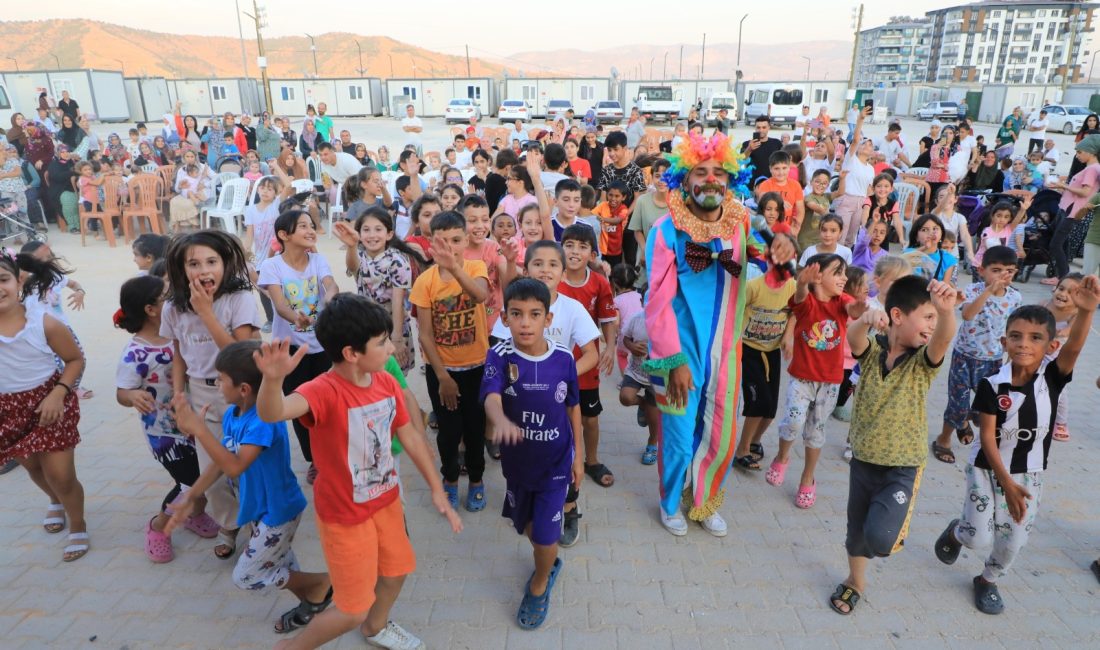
top-left (481, 278), bottom-right (583, 629)
top-left (830, 275), bottom-right (958, 615)
top-left (594, 180), bottom-right (629, 268)
top-left (558, 225), bottom-right (618, 500)
top-left (597, 131), bottom-right (647, 264)
top-left (933, 245), bottom-right (1021, 464)
top-left (935, 277), bottom-right (1100, 614)
top-left (755, 150), bottom-right (805, 228)
top-left (410, 211), bottom-right (493, 512)
top-left (221, 133), bottom-right (241, 161)
top-left (167, 341), bottom-right (332, 634)
top-left (254, 296), bottom-right (462, 649)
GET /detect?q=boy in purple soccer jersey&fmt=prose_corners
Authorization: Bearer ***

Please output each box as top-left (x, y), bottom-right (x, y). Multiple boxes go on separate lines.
top-left (481, 277), bottom-right (583, 631)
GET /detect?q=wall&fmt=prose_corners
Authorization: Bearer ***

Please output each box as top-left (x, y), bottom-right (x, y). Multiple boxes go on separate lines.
top-left (88, 70), bottom-right (129, 121)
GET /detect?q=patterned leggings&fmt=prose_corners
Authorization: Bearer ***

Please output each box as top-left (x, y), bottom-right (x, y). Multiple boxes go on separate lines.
top-left (943, 350), bottom-right (1002, 430)
top-left (954, 464), bottom-right (1043, 583)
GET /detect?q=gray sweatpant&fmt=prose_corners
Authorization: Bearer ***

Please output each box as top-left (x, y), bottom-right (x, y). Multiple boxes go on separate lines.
top-left (955, 463), bottom-right (1043, 583)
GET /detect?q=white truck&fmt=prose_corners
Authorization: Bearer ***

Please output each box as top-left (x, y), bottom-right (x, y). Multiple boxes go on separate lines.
top-left (633, 85), bottom-right (684, 123)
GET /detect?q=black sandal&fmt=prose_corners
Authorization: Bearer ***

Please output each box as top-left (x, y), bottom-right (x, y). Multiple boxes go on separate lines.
top-left (829, 583), bottom-right (861, 615)
top-left (972, 576), bottom-right (1004, 615)
top-left (931, 442), bottom-right (956, 464)
top-left (274, 586), bottom-right (334, 633)
top-left (749, 443), bottom-right (765, 461)
top-left (734, 455), bottom-right (762, 471)
top-left (584, 462), bottom-right (614, 488)
top-left (1090, 560), bottom-right (1100, 584)
top-left (956, 423), bottom-right (975, 446)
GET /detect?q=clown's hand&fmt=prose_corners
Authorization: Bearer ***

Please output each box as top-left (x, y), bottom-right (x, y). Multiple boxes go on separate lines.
top-left (667, 365), bottom-right (694, 410)
top-left (768, 234), bottom-right (797, 268)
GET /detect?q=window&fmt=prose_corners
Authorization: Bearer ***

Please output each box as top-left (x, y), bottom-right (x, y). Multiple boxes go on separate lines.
top-left (280, 86), bottom-right (295, 101)
top-left (772, 89), bottom-right (803, 105)
top-left (813, 88), bottom-right (829, 103)
top-left (466, 85), bottom-right (481, 100)
top-left (401, 86), bottom-right (417, 100)
top-left (51, 79), bottom-right (74, 98)
top-left (580, 85), bottom-right (595, 101)
top-left (211, 85), bottom-right (227, 100)
top-left (521, 84), bottom-right (536, 101)
top-left (1021, 91), bottom-right (1037, 106)
top-left (349, 85), bottom-right (363, 100)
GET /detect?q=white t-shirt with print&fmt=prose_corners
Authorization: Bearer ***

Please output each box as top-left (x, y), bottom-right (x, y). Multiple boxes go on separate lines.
top-left (160, 292), bottom-right (263, 380)
top-left (257, 253), bottom-right (334, 349)
top-left (491, 293), bottom-right (600, 351)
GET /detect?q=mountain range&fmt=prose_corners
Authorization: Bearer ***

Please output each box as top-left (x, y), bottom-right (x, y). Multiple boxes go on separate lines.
top-left (0, 19), bottom-right (852, 83)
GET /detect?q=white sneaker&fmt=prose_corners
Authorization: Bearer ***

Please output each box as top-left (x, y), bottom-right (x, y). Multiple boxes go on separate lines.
top-left (365, 621), bottom-right (425, 650)
top-left (700, 512), bottom-right (728, 537)
top-left (660, 510), bottom-right (688, 536)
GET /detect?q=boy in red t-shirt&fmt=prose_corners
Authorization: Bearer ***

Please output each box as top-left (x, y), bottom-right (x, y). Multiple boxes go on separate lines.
top-left (594, 181), bottom-right (629, 268)
top-left (556, 224), bottom-right (618, 546)
top-left (255, 295), bottom-right (462, 650)
top-left (765, 253), bottom-right (867, 510)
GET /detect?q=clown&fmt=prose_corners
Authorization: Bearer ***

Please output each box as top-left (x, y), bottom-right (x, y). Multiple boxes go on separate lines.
top-left (644, 133), bottom-right (797, 536)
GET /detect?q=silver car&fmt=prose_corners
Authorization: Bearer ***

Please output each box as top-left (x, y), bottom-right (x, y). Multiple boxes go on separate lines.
top-left (916, 101), bottom-right (959, 121)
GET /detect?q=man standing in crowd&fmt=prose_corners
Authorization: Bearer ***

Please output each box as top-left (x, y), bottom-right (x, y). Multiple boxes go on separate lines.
top-left (741, 115), bottom-right (782, 188)
top-left (58, 90), bottom-right (80, 122)
top-left (402, 104), bottom-right (423, 155)
top-left (314, 102), bottom-right (334, 143)
top-left (1027, 109), bottom-right (1049, 154)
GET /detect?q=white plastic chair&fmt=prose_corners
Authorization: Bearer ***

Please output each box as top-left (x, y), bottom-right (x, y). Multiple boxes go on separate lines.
top-left (290, 178), bottom-right (314, 195)
top-left (326, 182), bottom-right (344, 238)
top-left (895, 181), bottom-right (922, 235)
top-left (461, 169), bottom-right (476, 182)
top-left (906, 167), bottom-right (929, 177)
top-left (203, 178), bottom-right (250, 234)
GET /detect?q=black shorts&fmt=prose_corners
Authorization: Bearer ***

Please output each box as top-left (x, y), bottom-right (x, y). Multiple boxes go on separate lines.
top-left (604, 254), bottom-right (623, 270)
top-left (740, 347), bottom-right (782, 418)
top-left (845, 459), bottom-right (922, 559)
top-left (620, 374), bottom-right (655, 404)
top-left (579, 388), bottom-right (603, 417)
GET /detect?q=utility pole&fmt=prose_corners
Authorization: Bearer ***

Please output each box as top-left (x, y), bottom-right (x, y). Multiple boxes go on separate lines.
top-left (801, 56), bottom-right (811, 81)
top-left (234, 0), bottom-right (250, 82)
top-left (847, 4), bottom-right (864, 91)
top-left (737, 15), bottom-right (748, 68)
top-left (678, 45), bottom-right (684, 79)
top-left (305, 33), bottom-right (319, 78)
top-left (6, 57), bottom-right (18, 72)
top-left (650, 57), bottom-right (654, 78)
top-left (663, 51), bottom-right (668, 79)
top-left (465, 44), bottom-right (472, 77)
top-left (388, 54), bottom-right (395, 77)
top-left (355, 40), bottom-right (364, 77)
top-left (246, 0), bottom-right (273, 115)
top-left (700, 33), bottom-right (706, 79)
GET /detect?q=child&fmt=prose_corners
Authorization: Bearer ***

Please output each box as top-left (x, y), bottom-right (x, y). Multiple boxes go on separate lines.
top-left (558, 224), bottom-right (618, 494)
top-left (495, 165), bottom-right (537, 219)
top-left (1044, 273), bottom-right (1082, 441)
top-left (462, 195), bottom-right (518, 330)
top-left (334, 206), bottom-right (427, 373)
top-left (488, 240), bottom-right (600, 546)
top-left (242, 176), bottom-right (282, 332)
top-left (405, 193), bottom-right (442, 263)
top-left (799, 214), bottom-right (852, 265)
top-left (172, 164), bottom-right (208, 233)
top-left (851, 218), bottom-right (889, 276)
top-left (861, 173), bottom-right (901, 243)
top-left (594, 181), bottom-right (629, 268)
top-left (766, 254), bottom-right (863, 508)
top-left (165, 341), bottom-right (333, 634)
top-left (0, 249), bottom-right (88, 562)
top-left (868, 254), bottom-right (913, 309)
top-left (801, 169), bottom-right (833, 251)
top-left (114, 275), bottom-right (218, 562)
top-left (610, 264), bottom-right (642, 373)
top-left (756, 192), bottom-right (786, 230)
top-left (934, 277), bottom-right (1100, 614)
top-left (930, 185), bottom-right (977, 268)
top-left (221, 133), bottom-right (241, 161)
top-left (544, 178), bottom-right (600, 242)
top-left (410, 211), bottom-right (492, 511)
top-left (161, 231), bottom-right (262, 558)
top-left (974, 200), bottom-right (1018, 266)
top-left (253, 296), bottom-right (461, 649)
top-left (833, 267), bottom-right (869, 429)
top-left (132, 233), bottom-right (170, 276)
top-left (732, 259), bottom-right (797, 471)
top-left (755, 150), bottom-right (805, 231)
top-left (940, 229), bottom-right (958, 256)
top-left (903, 214), bottom-right (958, 284)
top-left (243, 159), bottom-right (263, 185)
top-left (932, 245), bottom-right (1020, 464)
top-left (440, 183), bottom-right (464, 212)
top-left (20, 242), bottom-right (91, 399)
top-left (619, 304), bottom-right (660, 466)
top-left (829, 275), bottom-right (957, 615)
top-left (517, 204), bottom-right (546, 250)
top-left (481, 278), bottom-right (583, 630)
top-left (258, 211), bottom-right (339, 480)
top-left (76, 161), bottom-right (106, 239)
top-left (492, 213), bottom-right (517, 245)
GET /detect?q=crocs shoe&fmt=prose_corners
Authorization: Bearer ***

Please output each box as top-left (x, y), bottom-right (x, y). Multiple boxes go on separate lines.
top-left (795, 482), bottom-right (817, 509)
top-left (935, 519), bottom-right (962, 565)
top-left (184, 512), bottom-right (220, 539)
top-left (465, 484), bottom-right (486, 512)
top-left (640, 444), bottom-right (658, 465)
top-left (973, 576), bottom-right (1005, 615)
top-left (765, 460), bottom-right (788, 487)
top-left (443, 483), bottom-right (459, 509)
top-left (145, 518), bottom-right (174, 563)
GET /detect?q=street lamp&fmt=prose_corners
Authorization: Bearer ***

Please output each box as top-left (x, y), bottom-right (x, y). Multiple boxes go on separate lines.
top-left (650, 57), bottom-right (655, 79)
top-left (6, 57), bottom-right (17, 72)
top-left (388, 54), bottom-right (394, 77)
top-left (114, 58), bottom-right (125, 75)
top-left (737, 15), bottom-right (748, 68)
top-left (801, 56), bottom-right (812, 80)
top-left (305, 33), bottom-right (318, 78)
top-left (50, 54), bottom-right (61, 70)
top-left (663, 51), bottom-right (668, 79)
top-left (354, 40), bottom-right (364, 77)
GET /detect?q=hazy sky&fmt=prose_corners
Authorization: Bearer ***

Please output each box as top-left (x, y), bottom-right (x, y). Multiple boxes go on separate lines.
top-left (11, 0), bottom-right (955, 53)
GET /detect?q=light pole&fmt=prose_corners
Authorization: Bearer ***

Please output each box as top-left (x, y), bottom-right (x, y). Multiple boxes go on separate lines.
top-left (679, 45), bottom-right (684, 79)
top-left (6, 57), bottom-right (17, 72)
top-left (245, 1), bottom-right (272, 115)
top-left (700, 33), bottom-right (706, 79)
top-left (847, 4), bottom-right (864, 90)
top-left (663, 51), bottom-right (668, 79)
top-left (234, 0), bottom-right (249, 81)
top-left (305, 33), bottom-right (318, 78)
top-left (114, 58), bottom-right (125, 75)
top-left (737, 14), bottom-right (748, 68)
top-left (388, 54), bottom-right (394, 77)
top-left (355, 40), bottom-right (364, 77)
top-left (650, 57), bottom-right (654, 79)
top-left (51, 54), bottom-right (61, 70)
top-left (801, 56), bottom-right (811, 80)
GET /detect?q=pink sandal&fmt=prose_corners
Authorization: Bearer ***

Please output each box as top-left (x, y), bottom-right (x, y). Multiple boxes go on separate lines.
top-left (765, 460), bottom-right (789, 487)
top-left (184, 512), bottom-right (220, 539)
top-left (1053, 424), bottom-right (1070, 442)
top-left (145, 518), bottom-right (174, 563)
top-left (795, 482), bottom-right (817, 509)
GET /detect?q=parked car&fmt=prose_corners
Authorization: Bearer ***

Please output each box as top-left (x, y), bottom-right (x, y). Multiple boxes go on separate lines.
top-left (1043, 104), bottom-right (1092, 134)
top-left (742, 85), bottom-right (806, 128)
top-left (704, 93), bottom-right (738, 125)
top-left (916, 101), bottom-right (959, 121)
top-left (444, 98), bottom-right (482, 124)
top-left (591, 100), bottom-right (624, 124)
top-left (497, 99), bottom-right (530, 123)
top-left (546, 99), bottom-right (574, 121)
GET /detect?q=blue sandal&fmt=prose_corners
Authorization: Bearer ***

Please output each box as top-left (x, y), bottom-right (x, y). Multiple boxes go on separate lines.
top-left (443, 483), bottom-right (459, 509)
top-left (517, 558), bottom-right (563, 629)
top-left (641, 445), bottom-right (658, 465)
top-left (465, 484), bottom-right (486, 512)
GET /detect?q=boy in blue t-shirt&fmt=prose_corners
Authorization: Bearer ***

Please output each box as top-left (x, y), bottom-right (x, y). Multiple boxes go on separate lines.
top-left (481, 278), bottom-right (582, 630)
top-left (168, 340), bottom-right (333, 634)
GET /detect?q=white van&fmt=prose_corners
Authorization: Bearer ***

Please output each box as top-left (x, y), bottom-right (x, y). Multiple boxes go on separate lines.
top-left (704, 93), bottom-right (738, 124)
top-left (742, 85), bottom-right (807, 128)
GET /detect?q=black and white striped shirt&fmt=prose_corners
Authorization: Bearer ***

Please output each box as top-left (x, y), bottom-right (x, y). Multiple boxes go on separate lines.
top-left (970, 360), bottom-right (1071, 474)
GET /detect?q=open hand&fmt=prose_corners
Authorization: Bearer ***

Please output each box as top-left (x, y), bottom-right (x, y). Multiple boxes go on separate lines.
top-left (332, 220), bottom-right (359, 247)
top-left (848, 299), bottom-right (870, 321)
top-left (188, 276), bottom-right (215, 314)
top-left (492, 417), bottom-right (524, 446)
top-left (253, 339), bottom-right (308, 380)
top-left (797, 262), bottom-right (822, 288)
top-left (127, 389), bottom-right (157, 416)
top-left (163, 493), bottom-right (196, 535)
top-left (431, 490), bottom-right (464, 534)
top-left (170, 392), bottom-right (209, 435)
top-left (67, 291), bottom-right (85, 310)
top-left (1072, 274), bottom-right (1100, 311)
top-left (927, 279), bottom-right (958, 312)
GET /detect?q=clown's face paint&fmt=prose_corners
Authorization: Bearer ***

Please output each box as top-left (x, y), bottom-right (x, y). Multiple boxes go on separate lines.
top-left (686, 160), bottom-right (729, 210)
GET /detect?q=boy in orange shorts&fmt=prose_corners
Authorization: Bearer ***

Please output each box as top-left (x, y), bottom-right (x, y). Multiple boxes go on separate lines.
top-left (256, 294), bottom-right (462, 650)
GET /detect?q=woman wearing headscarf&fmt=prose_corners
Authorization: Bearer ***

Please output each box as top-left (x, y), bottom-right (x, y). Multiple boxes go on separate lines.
top-left (578, 127), bottom-right (605, 185)
top-left (298, 119), bottom-right (321, 157)
top-left (255, 113), bottom-right (281, 162)
top-left (152, 135), bottom-right (176, 165)
top-left (57, 114), bottom-right (84, 150)
top-left (104, 133), bottom-right (130, 166)
top-left (44, 144), bottom-right (78, 232)
top-left (965, 149), bottom-right (1004, 192)
top-left (24, 122), bottom-right (55, 172)
top-left (134, 141), bottom-right (166, 168)
top-left (6, 113), bottom-right (27, 157)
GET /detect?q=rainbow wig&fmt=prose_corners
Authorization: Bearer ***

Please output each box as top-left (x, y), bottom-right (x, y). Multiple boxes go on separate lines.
top-left (662, 132), bottom-right (754, 199)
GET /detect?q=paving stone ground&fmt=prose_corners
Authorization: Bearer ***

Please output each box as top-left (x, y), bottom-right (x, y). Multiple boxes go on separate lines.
top-left (3, 118), bottom-right (1100, 650)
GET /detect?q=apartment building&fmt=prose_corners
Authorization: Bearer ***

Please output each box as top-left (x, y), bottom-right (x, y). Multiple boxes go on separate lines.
top-left (855, 19), bottom-right (932, 88)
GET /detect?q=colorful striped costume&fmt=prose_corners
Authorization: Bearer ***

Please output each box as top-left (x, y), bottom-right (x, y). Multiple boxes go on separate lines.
top-left (645, 191), bottom-right (763, 521)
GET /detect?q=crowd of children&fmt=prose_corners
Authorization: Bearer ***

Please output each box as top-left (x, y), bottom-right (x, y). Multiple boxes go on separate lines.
top-left (5, 105), bottom-right (1100, 650)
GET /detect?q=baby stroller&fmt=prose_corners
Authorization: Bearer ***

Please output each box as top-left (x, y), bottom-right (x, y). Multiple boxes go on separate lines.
top-left (1015, 189), bottom-right (1061, 283)
top-left (0, 195), bottom-right (46, 247)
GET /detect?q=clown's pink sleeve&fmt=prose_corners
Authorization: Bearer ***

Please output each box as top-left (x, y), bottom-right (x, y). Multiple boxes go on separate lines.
top-left (643, 221), bottom-right (686, 370)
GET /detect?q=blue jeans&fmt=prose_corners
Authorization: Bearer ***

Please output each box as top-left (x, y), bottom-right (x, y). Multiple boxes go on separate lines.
top-left (847, 122), bottom-right (856, 143)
